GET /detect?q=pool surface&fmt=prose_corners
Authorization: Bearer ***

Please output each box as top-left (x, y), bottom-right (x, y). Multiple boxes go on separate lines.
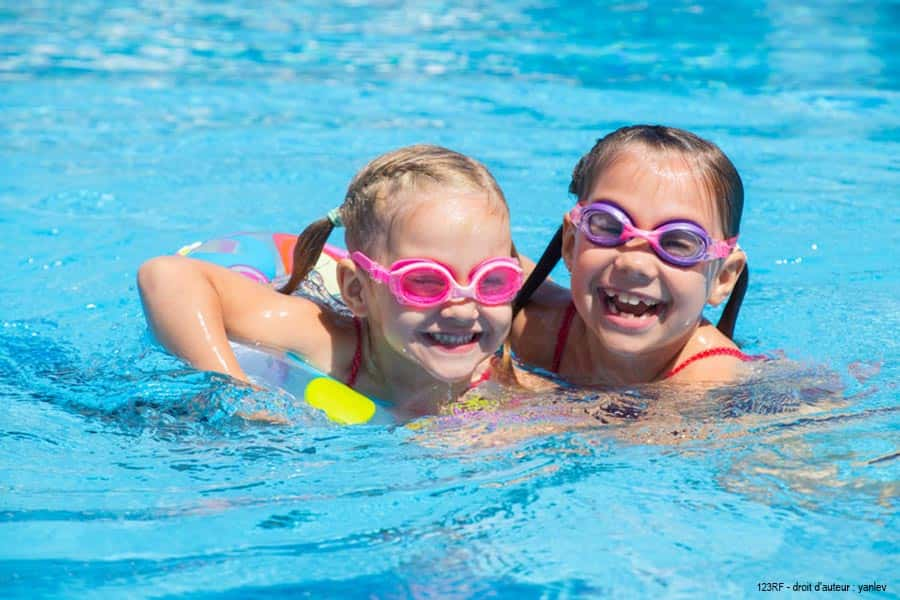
top-left (1, 1), bottom-right (898, 597)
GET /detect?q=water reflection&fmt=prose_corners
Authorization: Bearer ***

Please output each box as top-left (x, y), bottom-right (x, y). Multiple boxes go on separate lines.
top-left (3, 1), bottom-right (897, 91)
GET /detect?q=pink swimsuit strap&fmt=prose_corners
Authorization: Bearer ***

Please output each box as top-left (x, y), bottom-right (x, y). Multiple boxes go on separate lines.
top-left (551, 302), bottom-right (577, 373)
top-left (665, 346), bottom-right (766, 379)
top-left (346, 317), bottom-right (363, 387)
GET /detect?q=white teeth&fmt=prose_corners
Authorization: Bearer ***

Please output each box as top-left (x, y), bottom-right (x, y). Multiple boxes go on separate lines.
top-left (621, 293), bottom-right (641, 305)
top-left (605, 290), bottom-right (659, 306)
top-left (429, 332), bottom-right (476, 346)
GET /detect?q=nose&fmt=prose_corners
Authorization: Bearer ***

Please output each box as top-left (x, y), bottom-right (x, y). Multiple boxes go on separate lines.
top-left (438, 296), bottom-right (479, 322)
top-left (613, 238), bottom-right (657, 282)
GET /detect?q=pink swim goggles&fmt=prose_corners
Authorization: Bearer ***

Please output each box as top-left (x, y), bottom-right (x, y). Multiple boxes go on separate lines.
top-left (351, 251), bottom-right (523, 308)
top-left (570, 201), bottom-right (738, 267)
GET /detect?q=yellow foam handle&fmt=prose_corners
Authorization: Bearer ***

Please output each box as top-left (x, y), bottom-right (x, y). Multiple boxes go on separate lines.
top-left (176, 241), bottom-right (202, 256)
top-left (304, 377), bottom-right (376, 425)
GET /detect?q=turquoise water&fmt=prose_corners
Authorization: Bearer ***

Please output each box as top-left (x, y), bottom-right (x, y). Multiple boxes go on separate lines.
top-left (1, 2), bottom-right (898, 598)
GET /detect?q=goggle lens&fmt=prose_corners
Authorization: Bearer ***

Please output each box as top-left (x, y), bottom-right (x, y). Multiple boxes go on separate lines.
top-left (475, 264), bottom-right (522, 303)
top-left (657, 227), bottom-right (707, 261)
top-left (585, 210), bottom-right (626, 245)
top-left (399, 267), bottom-right (450, 302)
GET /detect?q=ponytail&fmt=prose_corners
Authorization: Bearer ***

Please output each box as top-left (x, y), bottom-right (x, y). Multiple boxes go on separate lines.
top-left (512, 225), bottom-right (564, 318)
top-left (715, 266), bottom-right (748, 340)
top-left (487, 341), bottom-right (519, 388)
top-left (278, 207), bottom-right (343, 296)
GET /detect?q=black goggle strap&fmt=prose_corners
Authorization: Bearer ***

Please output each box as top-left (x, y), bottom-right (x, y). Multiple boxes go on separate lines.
top-left (512, 225), bottom-right (564, 318)
top-left (716, 265), bottom-right (748, 340)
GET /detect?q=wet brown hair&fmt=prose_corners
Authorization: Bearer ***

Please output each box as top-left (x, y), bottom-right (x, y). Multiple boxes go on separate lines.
top-left (278, 144), bottom-right (510, 295)
top-left (513, 125), bottom-right (748, 339)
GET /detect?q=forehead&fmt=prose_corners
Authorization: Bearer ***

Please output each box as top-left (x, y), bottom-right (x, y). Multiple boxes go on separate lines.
top-left (384, 185), bottom-right (511, 272)
top-left (587, 149), bottom-right (721, 233)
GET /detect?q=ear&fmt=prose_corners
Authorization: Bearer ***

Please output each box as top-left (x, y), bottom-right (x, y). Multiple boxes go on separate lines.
top-left (708, 249), bottom-right (746, 306)
top-left (337, 258), bottom-right (369, 317)
top-left (561, 213), bottom-right (576, 273)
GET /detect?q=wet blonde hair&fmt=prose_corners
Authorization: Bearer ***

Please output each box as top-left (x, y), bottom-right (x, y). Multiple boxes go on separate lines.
top-left (279, 144), bottom-right (510, 295)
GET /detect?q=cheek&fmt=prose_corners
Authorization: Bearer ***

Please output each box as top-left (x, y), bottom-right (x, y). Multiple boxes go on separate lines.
top-left (703, 260), bottom-right (721, 287)
top-left (482, 305), bottom-right (512, 333)
top-left (367, 289), bottom-right (419, 332)
top-left (668, 268), bottom-right (712, 307)
top-left (571, 247), bottom-right (607, 289)
top-left (389, 308), bottom-right (427, 334)
top-left (694, 261), bottom-right (721, 299)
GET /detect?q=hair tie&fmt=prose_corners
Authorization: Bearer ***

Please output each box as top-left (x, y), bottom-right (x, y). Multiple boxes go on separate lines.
top-left (326, 207), bottom-right (343, 227)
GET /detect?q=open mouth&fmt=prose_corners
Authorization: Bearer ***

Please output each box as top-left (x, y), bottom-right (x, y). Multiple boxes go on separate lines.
top-left (423, 331), bottom-right (482, 349)
top-left (602, 289), bottom-right (664, 320)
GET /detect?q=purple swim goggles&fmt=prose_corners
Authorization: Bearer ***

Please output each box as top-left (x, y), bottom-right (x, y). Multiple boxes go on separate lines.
top-left (569, 201), bottom-right (738, 267)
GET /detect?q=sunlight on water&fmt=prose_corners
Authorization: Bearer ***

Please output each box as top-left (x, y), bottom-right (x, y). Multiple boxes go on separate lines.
top-left (1, 0), bottom-right (897, 597)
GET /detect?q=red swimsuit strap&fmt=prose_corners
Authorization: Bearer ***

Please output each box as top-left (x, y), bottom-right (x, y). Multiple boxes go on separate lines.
top-left (346, 316), bottom-right (363, 387)
top-left (551, 302), bottom-right (577, 373)
top-left (664, 346), bottom-right (765, 379)
top-left (469, 367), bottom-right (492, 389)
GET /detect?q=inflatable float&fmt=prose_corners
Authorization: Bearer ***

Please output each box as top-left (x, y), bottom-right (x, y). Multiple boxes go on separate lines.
top-left (177, 232), bottom-right (378, 425)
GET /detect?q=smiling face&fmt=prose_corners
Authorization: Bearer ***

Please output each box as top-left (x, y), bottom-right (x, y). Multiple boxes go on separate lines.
top-left (563, 148), bottom-right (732, 361)
top-left (358, 184), bottom-right (514, 384)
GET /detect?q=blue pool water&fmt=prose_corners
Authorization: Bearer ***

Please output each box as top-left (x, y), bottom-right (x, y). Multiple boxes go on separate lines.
top-left (2, 1), bottom-right (898, 597)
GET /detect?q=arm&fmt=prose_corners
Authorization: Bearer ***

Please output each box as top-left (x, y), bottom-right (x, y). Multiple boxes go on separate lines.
top-left (137, 255), bottom-right (339, 381)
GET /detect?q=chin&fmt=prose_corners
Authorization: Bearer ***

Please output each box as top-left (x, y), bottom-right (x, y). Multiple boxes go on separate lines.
top-left (419, 355), bottom-right (484, 384)
top-left (595, 329), bottom-right (658, 359)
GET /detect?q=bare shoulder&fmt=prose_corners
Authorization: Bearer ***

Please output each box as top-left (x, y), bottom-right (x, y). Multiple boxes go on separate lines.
top-left (308, 309), bottom-right (362, 381)
top-left (667, 322), bottom-right (750, 383)
top-left (510, 288), bottom-right (572, 371)
top-left (237, 285), bottom-right (361, 380)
